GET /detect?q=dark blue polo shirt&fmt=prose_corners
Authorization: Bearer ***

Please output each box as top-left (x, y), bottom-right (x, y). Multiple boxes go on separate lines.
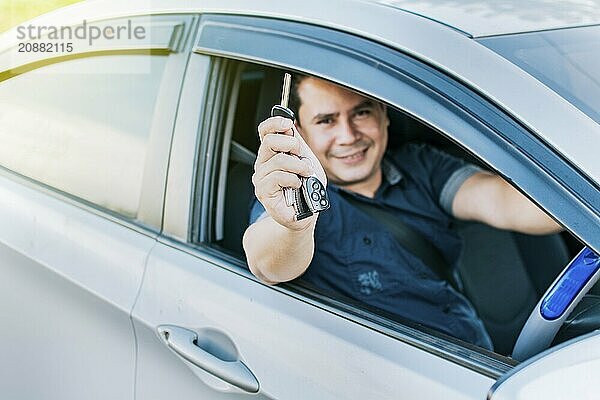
top-left (250, 143), bottom-right (493, 350)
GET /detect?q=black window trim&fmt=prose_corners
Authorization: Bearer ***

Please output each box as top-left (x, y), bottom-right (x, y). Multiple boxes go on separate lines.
top-left (191, 13), bottom-right (600, 378)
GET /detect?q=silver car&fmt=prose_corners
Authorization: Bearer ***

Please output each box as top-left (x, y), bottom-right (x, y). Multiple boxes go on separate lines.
top-left (0, 0), bottom-right (599, 398)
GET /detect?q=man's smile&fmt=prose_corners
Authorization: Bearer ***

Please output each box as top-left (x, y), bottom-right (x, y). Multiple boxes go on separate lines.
top-left (333, 148), bottom-right (368, 164)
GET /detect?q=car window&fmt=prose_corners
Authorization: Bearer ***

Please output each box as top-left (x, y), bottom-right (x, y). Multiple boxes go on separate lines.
top-left (0, 53), bottom-right (168, 219)
top-left (193, 59), bottom-right (588, 360)
top-left (478, 25), bottom-right (600, 125)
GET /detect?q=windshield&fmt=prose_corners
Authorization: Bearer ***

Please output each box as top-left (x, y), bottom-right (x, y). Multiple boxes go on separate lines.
top-left (478, 25), bottom-right (600, 125)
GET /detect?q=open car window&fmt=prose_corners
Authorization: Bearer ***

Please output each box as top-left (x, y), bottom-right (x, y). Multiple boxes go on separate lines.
top-left (192, 59), bottom-right (591, 361)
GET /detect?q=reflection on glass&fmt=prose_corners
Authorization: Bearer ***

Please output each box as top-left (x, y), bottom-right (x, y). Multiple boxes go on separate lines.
top-left (479, 25), bottom-right (600, 124)
top-left (0, 54), bottom-right (168, 218)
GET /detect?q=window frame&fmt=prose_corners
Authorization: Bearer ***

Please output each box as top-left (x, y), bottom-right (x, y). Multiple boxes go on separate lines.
top-left (188, 55), bottom-right (518, 378)
top-left (179, 13), bottom-right (600, 377)
top-left (193, 14), bottom-right (599, 250)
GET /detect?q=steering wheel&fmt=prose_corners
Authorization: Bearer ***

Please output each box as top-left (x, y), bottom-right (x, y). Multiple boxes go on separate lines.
top-left (512, 247), bottom-right (600, 360)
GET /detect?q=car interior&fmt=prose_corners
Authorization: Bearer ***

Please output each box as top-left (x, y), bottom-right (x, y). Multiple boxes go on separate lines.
top-left (208, 61), bottom-right (595, 357)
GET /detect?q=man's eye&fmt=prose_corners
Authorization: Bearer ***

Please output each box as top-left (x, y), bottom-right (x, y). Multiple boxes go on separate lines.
top-left (317, 117), bottom-right (333, 125)
top-left (354, 109), bottom-right (372, 118)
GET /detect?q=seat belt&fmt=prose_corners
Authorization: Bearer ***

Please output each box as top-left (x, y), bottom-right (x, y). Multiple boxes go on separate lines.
top-left (340, 192), bottom-right (460, 292)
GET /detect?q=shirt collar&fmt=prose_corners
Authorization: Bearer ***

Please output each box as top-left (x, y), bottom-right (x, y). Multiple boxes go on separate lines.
top-left (382, 156), bottom-right (403, 186)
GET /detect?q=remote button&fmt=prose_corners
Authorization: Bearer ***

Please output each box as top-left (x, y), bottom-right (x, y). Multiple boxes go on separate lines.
top-left (320, 199), bottom-right (328, 207)
top-left (311, 192), bottom-right (320, 201)
top-left (312, 181), bottom-right (320, 190)
top-left (320, 189), bottom-right (326, 197)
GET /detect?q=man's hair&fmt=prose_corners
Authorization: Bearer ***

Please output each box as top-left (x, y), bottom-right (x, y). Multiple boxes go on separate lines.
top-left (288, 73), bottom-right (309, 126)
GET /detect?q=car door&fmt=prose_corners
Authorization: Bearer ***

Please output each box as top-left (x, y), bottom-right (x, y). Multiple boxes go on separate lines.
top-left (131, 15), bottom-right (513, 400)
top-left (0, 14), bottom-right (194, 399)
top-left (132, 12), bottom-right (600, 400)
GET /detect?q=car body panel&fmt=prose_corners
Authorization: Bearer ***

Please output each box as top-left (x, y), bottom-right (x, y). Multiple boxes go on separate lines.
top-left (162, 53), bottom-right (211, 240)
top-left (375, 0), bottom-right (600, 37)
top-left (132, 240), bottom-right (495, 399)
top-left (0, 171), bottom-right (154, 399)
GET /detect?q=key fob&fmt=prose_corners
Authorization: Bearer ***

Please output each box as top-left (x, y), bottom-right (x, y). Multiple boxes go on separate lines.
top-left (303, 176), bottom-right (330, 213)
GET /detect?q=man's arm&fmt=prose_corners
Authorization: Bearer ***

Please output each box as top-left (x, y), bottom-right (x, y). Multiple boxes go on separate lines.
top-left (243, 214), bottom-right (317, 284)
top-left (452, 171), bottom-right (562, 234)
top-left (243, 116), bottom-right (327, 284)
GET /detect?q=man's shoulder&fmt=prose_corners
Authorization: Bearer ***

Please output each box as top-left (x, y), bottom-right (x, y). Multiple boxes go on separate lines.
top-left (388, 142), bottom-right (446, 159)
top-left (385, 141), bottom-right (478, 191)
top-left (385, 142), bottom-right (451, 171)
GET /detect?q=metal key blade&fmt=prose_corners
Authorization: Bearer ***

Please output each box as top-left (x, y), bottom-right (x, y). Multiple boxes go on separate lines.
top-left (280, 73), bottom-right (291, 108)
top-left (278, 73), bottom-right (296, 207)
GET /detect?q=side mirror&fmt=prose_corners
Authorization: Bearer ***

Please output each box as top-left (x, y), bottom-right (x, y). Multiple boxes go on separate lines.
top-left (490, 330), bottom-right (600, 400)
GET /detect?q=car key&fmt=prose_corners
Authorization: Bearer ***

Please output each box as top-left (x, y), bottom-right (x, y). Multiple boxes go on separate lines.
top-left (270, 73), bottom-right (330, 221)
top-left (270, 72), bottom-right (297, 209)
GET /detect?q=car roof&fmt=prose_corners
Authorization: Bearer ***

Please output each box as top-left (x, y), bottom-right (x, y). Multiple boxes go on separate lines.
top-left (370, 0), bottom-right (600, 37)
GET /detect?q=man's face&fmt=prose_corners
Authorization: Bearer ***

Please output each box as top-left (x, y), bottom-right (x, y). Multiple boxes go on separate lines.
top-left (296, 77), bottom-right (389, 190)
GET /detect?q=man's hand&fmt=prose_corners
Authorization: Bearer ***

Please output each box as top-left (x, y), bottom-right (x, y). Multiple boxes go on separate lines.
top-left (243, 116), bottom-right (326, 283)
top-left (253, 116), bottom-right (327, 231)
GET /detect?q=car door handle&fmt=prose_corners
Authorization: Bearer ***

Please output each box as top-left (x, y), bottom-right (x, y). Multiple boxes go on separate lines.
top-left (157, 325), bottom-right (259, 393)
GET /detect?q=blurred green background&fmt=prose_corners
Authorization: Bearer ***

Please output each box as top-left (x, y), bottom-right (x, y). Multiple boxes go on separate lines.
top-left (0, 0), bottom-right (82, 32)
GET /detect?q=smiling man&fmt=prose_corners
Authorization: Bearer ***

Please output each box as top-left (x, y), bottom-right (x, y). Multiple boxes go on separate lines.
top-left (243, 75), bottom-right (561, 349)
